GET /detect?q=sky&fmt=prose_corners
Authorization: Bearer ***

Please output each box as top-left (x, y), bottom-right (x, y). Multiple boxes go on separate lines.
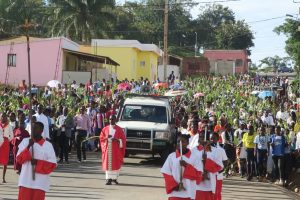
top-left (117, 0), bottom-right (298, 64)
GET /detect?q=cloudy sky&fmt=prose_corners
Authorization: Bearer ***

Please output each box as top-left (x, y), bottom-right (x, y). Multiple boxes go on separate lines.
top-left (117, 0), bottom-right (298, 64)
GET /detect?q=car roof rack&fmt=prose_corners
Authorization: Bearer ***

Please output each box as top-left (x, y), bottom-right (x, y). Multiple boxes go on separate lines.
top-left (125, 94), bottom-right (170, 100)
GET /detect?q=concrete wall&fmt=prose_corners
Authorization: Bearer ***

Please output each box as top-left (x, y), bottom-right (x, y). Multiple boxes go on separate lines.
top-left (204, 50), bottom-right (249, 74)
top-left (208, 60), bottom-right (245, 75)
top-left (158, 65), bottom-right (180, 82)
top-left (91, 68), bottom-right (111, 82)
top-left (91, 46), bottom-right (138, 81)
top-left (62, 71), bottom-right (91, 84)
top-left (137, 51), bottom-right (158, 81)
top-left (209, 60), bottom-right (235, 75)
top-left (82, 46), bottom-right (159, 82)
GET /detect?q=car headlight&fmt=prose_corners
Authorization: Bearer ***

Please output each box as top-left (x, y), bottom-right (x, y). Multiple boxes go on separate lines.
top-left (156, 131), bottom-right (170, 139)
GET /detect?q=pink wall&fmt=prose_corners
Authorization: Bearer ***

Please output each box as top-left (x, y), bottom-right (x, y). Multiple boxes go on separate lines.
top-left (204, 50), bottom-right (248, 73)
top-left (0, 38), bottom-right (63, 86)
top-left (204, 50), bottom-right (247, 60)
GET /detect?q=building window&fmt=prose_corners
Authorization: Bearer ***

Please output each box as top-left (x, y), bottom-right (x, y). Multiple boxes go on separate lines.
top-left (235, 59), bottom-right (243, 67)
top-left (140, 61), bottom-right (145, 67)
top-left (7, 54), bottom-right (16, 67)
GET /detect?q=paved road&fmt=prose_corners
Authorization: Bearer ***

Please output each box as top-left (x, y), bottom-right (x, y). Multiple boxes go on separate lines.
top-left (257, 72), bottom-right (296, 78)
top-left (1, 152), bottom-right (299, 200)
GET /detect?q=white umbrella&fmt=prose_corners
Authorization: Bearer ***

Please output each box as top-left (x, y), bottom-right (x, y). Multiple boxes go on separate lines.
top-left (47, 80), bottom-right (61, 88)
top-left (164, 89), bottom-right (187, 97)
top-left (251, 90), bottom-right (260, 95)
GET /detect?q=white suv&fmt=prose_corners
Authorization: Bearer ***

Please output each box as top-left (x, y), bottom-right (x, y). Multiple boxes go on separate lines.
top-left (117, 95), bottom-right (176, 161)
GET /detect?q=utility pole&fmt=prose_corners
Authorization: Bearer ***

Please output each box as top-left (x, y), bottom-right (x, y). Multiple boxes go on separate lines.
top-left (195, 32), bottom-right (198, 57)
top-left (163, 0), bottom-right (169, 82)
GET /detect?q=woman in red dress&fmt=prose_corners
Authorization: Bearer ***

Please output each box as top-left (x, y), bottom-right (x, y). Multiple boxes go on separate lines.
top-left (0, 113), bottom-right (14, 183)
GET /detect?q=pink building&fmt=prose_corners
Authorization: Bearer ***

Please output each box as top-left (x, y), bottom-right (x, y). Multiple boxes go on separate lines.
top-left (204, 50), bottom-right (250, 75)
top-left (0, 37), bottom-right (118, 86)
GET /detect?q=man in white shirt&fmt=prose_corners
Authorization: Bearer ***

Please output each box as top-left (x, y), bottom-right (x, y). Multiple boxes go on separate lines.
top-left (276, 107), bottom-right (289, 122)
top-left (261, 111), bottom-right (275, 126)
top-left (254, 126), bottom-right (269, 181)
top-left (33, 105), bottom-right (49, 140)
top-left (71, 80), bottom-right (79, 90)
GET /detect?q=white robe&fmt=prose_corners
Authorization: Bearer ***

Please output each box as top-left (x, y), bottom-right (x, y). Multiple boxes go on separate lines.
top-left (192, 147), bottom-right (217, 193)
top-left (0, 124), bottom-right (13, 146)
top-left (161, 151), bottom-right (200, 199)
top-left (106, 125), bottom-right (123, 180)
top-left (213, 145), bottom-right (228, 181)
top-left (296, 132), bottom-right (300, 150)
top-left (33, 113), bottom-right (50, 139)
top-left (188, 134), bottom-right (199, 149)
top-left (17, 138), bottom-right (57, 192)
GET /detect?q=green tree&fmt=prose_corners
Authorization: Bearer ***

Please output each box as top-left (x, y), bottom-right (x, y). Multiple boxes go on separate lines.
top-left (259, 55), bottom-right (292, 72)
top-left (116, 0), bottom-right (193, 46)
top-left (274, 18), bottom-right (300, 76)
top-left (215, 20), bottom-right (254, 53)
top-left (179, 4), bottom-right (254, 56)
top-left (111, 3), bottom-right (139, 39)
top-left (194, 4), bottom-right (235, 49)
top-left (0, 0), bottom-right (12, 38)
top-left (0, 0), bottom-right (46, 37)
top-left (48, 0), bottom-right (116, 42)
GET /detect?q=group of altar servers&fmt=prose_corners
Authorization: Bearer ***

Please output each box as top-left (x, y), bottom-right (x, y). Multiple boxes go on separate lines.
top-left (161, 131), bottom-right (228, 200)
top-left (1, 110), bottom-right (227, 200)
top-left (0, 113), bottom-right (126, 200)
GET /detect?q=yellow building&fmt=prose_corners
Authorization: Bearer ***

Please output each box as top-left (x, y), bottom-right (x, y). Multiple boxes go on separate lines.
top-left (80, 40), bottom-right (162, 82)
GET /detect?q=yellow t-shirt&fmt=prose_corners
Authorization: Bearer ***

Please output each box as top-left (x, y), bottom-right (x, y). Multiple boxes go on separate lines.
top-left (242, 132), bottom-right (256, 149)
top-left (294, 122), bottom-right (300, 133)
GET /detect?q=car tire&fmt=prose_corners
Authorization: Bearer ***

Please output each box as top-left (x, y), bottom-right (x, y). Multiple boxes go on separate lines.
top-left (160, 148), bottom-right (172, 163)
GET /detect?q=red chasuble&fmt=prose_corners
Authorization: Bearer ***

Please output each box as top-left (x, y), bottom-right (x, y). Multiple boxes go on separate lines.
top-left (100, 125), bottom-right (126, 171)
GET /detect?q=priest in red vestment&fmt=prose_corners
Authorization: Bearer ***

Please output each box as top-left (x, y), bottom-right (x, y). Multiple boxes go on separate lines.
top-left (100, 115), bottom-right (126, 185)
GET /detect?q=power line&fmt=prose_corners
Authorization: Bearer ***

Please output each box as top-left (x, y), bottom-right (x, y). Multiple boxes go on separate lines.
top-left (247, 16), bottom-right (289, 24)
top-left (116, 0), bottom-right (241, 7)
top-left (12, 0), bottom-right (242, 9)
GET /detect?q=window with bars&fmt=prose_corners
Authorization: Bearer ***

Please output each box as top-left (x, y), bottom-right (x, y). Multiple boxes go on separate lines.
top-left (7, 54), bottom-right (16, 67)
top-left (235, 59), bottom-right (243, 67)
top-left (140, 61), bottom-right (145, 67)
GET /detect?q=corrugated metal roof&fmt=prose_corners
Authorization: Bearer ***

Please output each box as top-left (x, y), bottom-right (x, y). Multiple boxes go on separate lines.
top-left (63, 49), bottom-right (119, 66)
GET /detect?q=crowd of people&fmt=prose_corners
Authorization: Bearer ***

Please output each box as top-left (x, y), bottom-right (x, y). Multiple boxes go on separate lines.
top-left (0, 73), bottom-right (300, 200)
top-left (161, 75), bottom-right (300, 200)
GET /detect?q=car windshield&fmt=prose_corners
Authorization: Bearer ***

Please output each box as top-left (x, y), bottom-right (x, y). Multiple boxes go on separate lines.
top-left (121, 105), bottom-right (167, 123)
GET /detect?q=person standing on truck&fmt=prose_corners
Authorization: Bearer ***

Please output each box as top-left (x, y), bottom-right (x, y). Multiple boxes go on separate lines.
top-left (100, 115), bottom-right (126, 185)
